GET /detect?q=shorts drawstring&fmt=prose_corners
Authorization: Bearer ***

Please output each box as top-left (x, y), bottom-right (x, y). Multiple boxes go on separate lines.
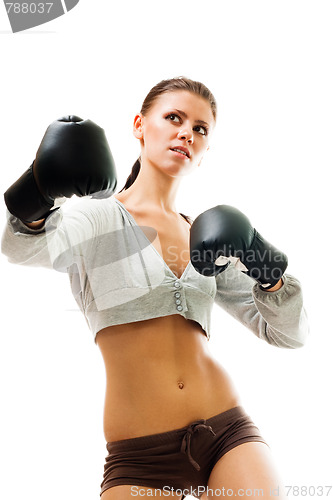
top-left (180, 419), bottom-right (216, 471)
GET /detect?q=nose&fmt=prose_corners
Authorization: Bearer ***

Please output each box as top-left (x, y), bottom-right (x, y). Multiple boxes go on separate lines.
top-left (177, 127), bottom-right (193, 144)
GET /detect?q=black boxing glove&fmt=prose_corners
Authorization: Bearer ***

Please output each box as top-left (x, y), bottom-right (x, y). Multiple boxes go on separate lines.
top-left (4, 115), bottom-right (117, 223)
top-left (190, 205), bottom-right (288, 290)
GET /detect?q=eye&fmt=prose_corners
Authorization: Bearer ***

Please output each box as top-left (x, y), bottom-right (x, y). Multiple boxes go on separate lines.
top-left (165, 113), bottom-right (208, 136)
top-left (165, 113), bottom-right (181, 123)
top-left (194, 125), bottom-right (208, 136)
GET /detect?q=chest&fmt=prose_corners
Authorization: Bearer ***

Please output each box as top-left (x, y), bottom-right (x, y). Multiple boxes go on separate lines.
top-left (129, 211), bottom-right (191, 280)
top-left (151, 221), bottom-right (191, 279)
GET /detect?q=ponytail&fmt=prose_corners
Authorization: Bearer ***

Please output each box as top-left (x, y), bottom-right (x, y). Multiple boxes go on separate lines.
top-left (118, 157), bottom-right (141, 193)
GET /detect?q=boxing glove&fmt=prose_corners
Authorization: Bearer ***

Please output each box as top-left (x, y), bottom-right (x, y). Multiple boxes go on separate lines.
top-left (190, 205), bottom-right (288, 290)
top-left (4, 115), bottom-right (117, 223)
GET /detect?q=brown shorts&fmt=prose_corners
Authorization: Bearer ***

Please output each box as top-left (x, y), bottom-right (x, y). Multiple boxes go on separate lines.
top-left (100, 405), bottom-right (269, 499)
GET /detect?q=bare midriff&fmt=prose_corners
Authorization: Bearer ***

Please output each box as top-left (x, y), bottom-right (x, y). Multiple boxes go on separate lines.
top-left (96, 314), bottom-right (242, 443)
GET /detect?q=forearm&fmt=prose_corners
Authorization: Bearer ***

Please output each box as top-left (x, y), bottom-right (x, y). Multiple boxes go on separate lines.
top-left (215, 265), bottom-right (309, 348)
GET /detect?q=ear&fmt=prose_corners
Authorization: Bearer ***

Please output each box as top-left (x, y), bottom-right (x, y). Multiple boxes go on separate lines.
top-left (133, 113), bottom-right (144, 139)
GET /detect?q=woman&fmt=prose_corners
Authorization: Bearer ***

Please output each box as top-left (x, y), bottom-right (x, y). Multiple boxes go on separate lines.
top-left (2, 77), bottom-right (308, 499)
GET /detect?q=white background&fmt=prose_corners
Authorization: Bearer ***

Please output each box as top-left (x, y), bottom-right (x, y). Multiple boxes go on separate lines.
top-left (0, 1), bottom-right (332, 499)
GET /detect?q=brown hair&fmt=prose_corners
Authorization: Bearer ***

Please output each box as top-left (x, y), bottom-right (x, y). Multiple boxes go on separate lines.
top-left (118, 76), bottom-right (217, 224)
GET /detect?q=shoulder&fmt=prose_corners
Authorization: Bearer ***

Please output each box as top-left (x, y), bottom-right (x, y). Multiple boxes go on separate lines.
top-left (62, 195), bottom-right (121, 228)
top-left (64, 195), bottom-right (117, 214)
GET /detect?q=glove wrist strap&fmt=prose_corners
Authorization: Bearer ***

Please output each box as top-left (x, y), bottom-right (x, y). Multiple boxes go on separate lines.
top-left (4, 163), bottom-right (54, 223)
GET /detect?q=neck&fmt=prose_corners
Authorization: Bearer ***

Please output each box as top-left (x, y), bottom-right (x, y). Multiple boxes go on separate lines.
top-left (118, 159), bottom-right (182, 214)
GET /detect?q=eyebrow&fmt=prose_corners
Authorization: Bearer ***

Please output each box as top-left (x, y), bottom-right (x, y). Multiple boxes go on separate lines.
top-left (173, 109), bottom-right (210, 129)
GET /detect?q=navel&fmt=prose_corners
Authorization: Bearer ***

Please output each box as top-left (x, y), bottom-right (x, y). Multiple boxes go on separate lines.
top-left (177, 380), bottom-right (185, 390)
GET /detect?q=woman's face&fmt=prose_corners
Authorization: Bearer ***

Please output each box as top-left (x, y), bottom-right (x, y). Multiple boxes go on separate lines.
top-left (133, 90), bottom-right (215, 177)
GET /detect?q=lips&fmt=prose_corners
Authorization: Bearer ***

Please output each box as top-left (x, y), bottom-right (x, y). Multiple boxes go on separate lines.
top-left (170, 146), bottom-right (190, 158)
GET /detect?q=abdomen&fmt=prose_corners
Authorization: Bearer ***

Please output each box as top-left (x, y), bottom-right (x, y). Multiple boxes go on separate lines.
top-left (96, 315), bottom-right (241, 442)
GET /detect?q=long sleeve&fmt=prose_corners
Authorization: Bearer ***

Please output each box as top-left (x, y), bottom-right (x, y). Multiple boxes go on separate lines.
top-left (214, 263), bottom-right (309, 348)
top-left (1, 198), bottom-right (103, 271)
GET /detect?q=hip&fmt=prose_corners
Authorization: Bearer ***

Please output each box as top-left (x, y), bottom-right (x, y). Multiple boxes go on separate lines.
top-left (100, 405), bottom-right (268, 497)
